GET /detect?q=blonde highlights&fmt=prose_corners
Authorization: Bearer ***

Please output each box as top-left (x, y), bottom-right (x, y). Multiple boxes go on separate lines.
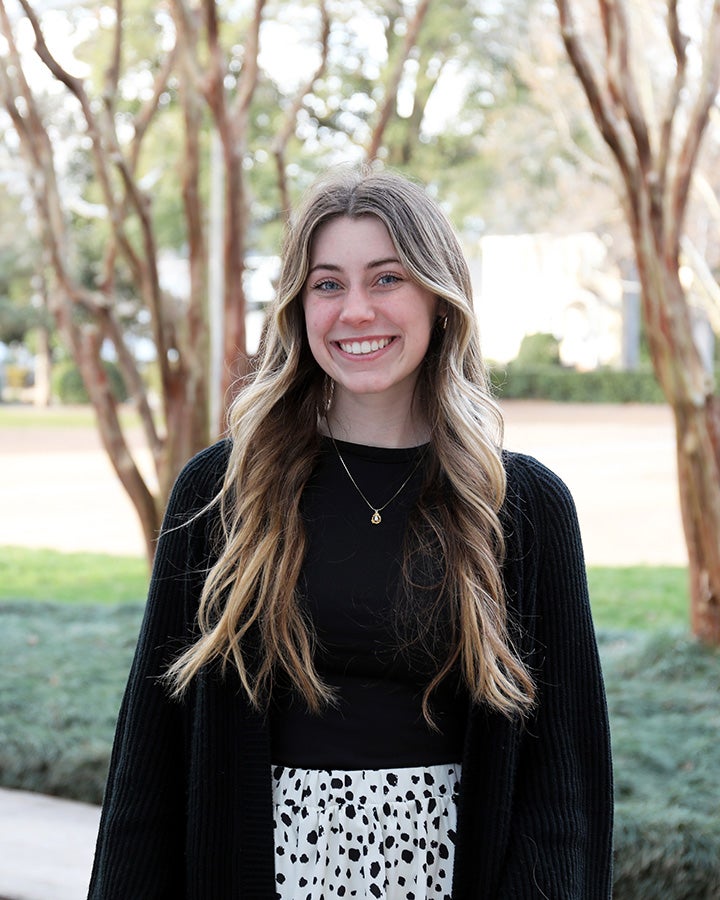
top-left (165, 165), bottom-right (535, 720)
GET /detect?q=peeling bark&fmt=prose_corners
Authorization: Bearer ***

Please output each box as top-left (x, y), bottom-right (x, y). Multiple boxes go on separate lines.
top-left (556, 0), bottom-right (720, 644)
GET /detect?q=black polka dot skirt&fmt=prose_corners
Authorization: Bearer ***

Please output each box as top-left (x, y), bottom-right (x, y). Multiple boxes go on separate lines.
top-left (272, 762), bottom-right (461, 899)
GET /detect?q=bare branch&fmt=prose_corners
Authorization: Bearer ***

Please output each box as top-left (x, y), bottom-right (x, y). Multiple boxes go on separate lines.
top-left (600, 0), bottom-right (653, 174)
top-left (130, 45), bottom-right (178, 173)
top-left (367, 0), bottom-right (431, 162)
top-left (657, 0), bottom-right (688, 196)
top-left (272, 0), bottom-right (331, 217)
top-left (78, 325), bottom-right (161, 558)
top-left (103, 0), bottom-right (123, 115)
top-left (666, 0), bottom-right (720, 260)
top-left (233, 0), bottom-right (266, 122)
top-left (555, 0), bottom-right (637, 191)
top-left (681, 236), bottom-right (720, 332)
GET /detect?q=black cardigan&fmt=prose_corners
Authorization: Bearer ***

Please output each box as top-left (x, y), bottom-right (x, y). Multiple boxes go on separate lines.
top-left (88, 441), bottom-right (613, 899)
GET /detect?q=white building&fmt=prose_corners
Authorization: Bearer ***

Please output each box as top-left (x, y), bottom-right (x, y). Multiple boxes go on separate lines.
top-left (470, 233), bottom-right (624, 369)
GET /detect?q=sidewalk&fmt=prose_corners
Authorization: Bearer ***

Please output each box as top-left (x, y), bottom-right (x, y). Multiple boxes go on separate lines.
top-left (0, 789), bottom-right (99, 900)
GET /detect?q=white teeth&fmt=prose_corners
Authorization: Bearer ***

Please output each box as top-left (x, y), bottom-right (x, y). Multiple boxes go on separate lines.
top-left (339, 337), bottom-right (392, 355)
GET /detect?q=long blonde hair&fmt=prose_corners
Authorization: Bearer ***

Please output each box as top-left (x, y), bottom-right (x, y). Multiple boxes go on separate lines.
top-left (166, 165), bottom-right (535, 720)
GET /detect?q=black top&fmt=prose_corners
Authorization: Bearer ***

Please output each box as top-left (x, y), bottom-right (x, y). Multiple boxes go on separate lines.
top-left (88, 441), bottom-right (614, 899)
top-left (271, 437), bottom-right (468, 768)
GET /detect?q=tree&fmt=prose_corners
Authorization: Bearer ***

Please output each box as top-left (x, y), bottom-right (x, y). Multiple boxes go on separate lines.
top-left (0, 0), bottom-right (434, 564)
top-left (555, 0), bottom-right (720, 644)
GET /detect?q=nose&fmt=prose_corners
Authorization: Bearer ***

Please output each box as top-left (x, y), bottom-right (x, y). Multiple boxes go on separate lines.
top-left (338, 285), bottom-right (375, 325)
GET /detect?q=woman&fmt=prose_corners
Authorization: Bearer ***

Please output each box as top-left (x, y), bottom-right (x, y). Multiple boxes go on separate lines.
top-left (88, 167), bottom-right (613, 899)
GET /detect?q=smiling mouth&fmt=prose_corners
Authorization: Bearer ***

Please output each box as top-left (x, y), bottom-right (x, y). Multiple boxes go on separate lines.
top-left (336, 337), bottom-right (395, 356)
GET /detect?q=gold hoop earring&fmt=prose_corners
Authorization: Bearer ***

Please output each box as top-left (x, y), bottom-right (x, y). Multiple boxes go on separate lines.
top-left (324, 375), bottom-right (336, 412)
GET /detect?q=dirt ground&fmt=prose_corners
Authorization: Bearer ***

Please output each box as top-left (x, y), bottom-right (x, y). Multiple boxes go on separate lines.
top-left (0, 401), bottom-right (686, 566)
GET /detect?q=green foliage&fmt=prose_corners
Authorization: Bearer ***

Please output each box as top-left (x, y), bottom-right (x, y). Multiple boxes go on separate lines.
top-left (514, 332), bottom-right (561, 366)
top-left (51, 359), bottom-right (129, 404)
top-left (601, 630), bottom-right (720, 898)
top-left (0, 548), bottom-right (715, 895)
top-left (0, 602), bottom-right (143, 803)
top-left (0, 547), bottom-right (147, 605)
top-left (2, 604), bottom-right (718, 897)
top-left (0, 297), bottom-right (40, 345)
top-left (491, 365), bottom-right (668, 403)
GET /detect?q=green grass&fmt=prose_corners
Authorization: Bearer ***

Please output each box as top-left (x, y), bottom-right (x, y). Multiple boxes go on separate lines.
top-left (588, 565), bottom-right (688, 630)
top-left (0, 403), bottom-right (141, 429)
top-left (0, 547), bottom-right (690, 630)
top-left (0, 547), bottom-right (148, 604)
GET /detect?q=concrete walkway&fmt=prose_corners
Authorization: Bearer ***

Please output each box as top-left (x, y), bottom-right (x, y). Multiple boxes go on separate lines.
top-left (0, 789), bottom-right (99, 900)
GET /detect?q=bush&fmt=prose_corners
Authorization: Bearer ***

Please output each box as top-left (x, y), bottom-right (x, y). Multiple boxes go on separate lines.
top-left (52, 359), bottom-right (128, 404)
top-left (599, 630), bottom-right (720, 898)
top-left (0, 602), bottom-right (143, 803)
top-left (491, 364), bottom-right (668, 403)
top-left (514, 332), bottom-right (561, 366)
top-left (2, 603), bottom-right (719, 897)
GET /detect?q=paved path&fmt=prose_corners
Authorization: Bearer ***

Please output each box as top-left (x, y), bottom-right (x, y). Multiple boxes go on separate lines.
top-left (0, 401), bottom-right (687, 899)
top-left (0, 789), bottom-right (99, 900)
top-left (0, 400), bottom-right (686, 564)
top-left (501, 401), bottom-right (685, 565)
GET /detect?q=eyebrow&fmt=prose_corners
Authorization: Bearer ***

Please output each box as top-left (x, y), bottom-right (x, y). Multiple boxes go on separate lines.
top-left (308, 256), bottom-right (402, 275)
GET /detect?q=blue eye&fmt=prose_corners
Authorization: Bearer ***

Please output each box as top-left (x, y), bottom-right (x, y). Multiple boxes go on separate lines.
top-left (313, 278), bottom-right (342, 291)
top-left (377, 273), bottom-right (401, 286)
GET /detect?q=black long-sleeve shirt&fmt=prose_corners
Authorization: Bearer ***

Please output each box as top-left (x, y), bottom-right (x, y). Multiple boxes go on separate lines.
top-left (272, 437), bottom-right (467, 769)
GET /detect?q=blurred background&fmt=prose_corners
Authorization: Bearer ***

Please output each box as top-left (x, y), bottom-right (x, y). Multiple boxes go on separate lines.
top-left (1, 0), bottom-right (719, 897)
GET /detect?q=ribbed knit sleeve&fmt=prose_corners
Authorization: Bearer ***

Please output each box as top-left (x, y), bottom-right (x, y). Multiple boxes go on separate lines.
top-left (495, 453), bottom-right (614, 897)
top-left (87, 441), bottom-right (230, 900)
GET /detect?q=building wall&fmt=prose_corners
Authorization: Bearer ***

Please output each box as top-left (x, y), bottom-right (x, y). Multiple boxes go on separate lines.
top-left (470, 233), bottom-right (624, 369)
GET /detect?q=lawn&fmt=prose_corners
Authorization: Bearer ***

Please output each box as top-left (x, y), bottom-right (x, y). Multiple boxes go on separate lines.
top-left (0, 545), bottom-right (692, 628)
top-left (587, 565), bottom-right (689, 630)
top-left (0, 547), bottom-right (148, 604)
top-left (0, 404), bottom-right (141, 429)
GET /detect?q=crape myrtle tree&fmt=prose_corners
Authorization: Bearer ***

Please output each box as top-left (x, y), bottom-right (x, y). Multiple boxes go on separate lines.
top-left (555, 0), bottom-right (720, 644)
top-left (0, 0), bottom-right (434, 564)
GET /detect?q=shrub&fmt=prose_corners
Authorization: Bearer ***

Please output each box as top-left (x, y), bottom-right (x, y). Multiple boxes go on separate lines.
top-left (491, 364), bottom-right (668, 403)
top-left (2, 604), bottom-right (719, 897)
top-left (0, 602), bottom-right (143, 803)
top-left (514, 332), bottom-right (561, 366)
top-left (51, 359), bottom-right (128, 404)
top-left (599, 630), bottom-right (720, 898)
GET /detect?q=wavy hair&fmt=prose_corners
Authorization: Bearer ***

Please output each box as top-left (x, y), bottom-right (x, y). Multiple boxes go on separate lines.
top-left (165, 165), bottom-right (535, 721)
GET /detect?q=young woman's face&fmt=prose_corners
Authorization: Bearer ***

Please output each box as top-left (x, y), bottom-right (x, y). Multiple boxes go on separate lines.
top-left (302, 215), bottom-right (440, 407)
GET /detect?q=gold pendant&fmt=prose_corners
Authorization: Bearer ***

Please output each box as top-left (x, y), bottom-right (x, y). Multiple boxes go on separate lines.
top-left (371, 511), bottom-right (382, 525)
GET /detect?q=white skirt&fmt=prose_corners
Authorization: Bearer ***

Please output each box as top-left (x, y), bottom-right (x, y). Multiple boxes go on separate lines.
top-left (272, 762), bottom-right (461, 900)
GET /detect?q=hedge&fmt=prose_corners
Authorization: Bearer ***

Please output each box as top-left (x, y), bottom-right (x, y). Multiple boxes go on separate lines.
top-left (2, 605), bottom-right (719, 898)
top-left (490, 364), bottom-right (668, 403)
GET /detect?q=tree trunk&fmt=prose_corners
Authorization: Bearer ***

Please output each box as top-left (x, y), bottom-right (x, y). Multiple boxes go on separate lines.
top-left (33, 322), bottom-right (52, 407)
top-left (629, 196), bottom-right (720, 643)
top-left (674, 399), bottom-right (720, 643)
top-left (556, 0), bottom-right (720, 645)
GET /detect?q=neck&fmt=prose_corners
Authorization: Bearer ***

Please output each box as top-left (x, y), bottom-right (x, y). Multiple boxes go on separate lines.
top-left (322, 393), bottom-right (430, 449)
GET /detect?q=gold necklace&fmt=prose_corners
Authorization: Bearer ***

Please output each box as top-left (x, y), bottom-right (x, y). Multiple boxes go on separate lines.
top-left (326, 420), bottom-right (426, 525)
